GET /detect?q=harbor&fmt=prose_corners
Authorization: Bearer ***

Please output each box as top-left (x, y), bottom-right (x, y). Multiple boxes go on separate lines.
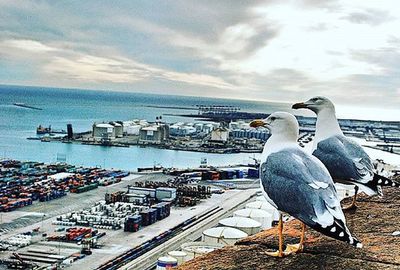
top-left (0, 157), bottom-right (265, 269)
top-left (1, 145), bottom-right (399, 269)
top-left (26, 104), bottom-right (400, 157)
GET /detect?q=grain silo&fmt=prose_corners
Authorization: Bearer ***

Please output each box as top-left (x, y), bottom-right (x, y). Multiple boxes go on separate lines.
top-left (233, 208), bottom-right (273, 229)
top-left (167, 250), bottom-right (187, 265)
top-left (156, 256), bottom-right (177, 270)
top-left (181, 242), bottom-right (223, 261)
top-left (218, 217), bottom-right (262, 235)
top-left (202, 227), bottom-right (248, 246)
top-left (246, 200), bottom-right (279, 221)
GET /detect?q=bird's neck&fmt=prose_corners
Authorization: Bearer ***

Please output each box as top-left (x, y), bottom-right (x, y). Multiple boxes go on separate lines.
top-left (314, 108), bottom-right (343, 146)
top-left (262, 133), bottom-right (297, 159)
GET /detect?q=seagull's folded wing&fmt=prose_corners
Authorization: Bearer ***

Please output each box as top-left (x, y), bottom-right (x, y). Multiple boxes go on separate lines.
top-left (261, 148), bottom-right (344, 228)
top-left (313, 135), bottom-right (374, 183)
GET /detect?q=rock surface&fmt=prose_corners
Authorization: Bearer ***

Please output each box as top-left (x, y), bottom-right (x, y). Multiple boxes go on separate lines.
top-left (178, 187), bottom-right (400, 270)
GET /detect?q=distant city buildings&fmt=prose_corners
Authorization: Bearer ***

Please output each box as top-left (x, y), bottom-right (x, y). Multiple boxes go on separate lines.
top-left (91, 119), bottom-right (271, 146)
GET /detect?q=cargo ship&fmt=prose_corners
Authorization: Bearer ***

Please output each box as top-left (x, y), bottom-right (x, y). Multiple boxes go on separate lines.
top-left (13, 102), bottom-right (42, 110)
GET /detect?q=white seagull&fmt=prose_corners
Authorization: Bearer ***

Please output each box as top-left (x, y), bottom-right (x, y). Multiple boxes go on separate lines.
top-left (250, 112), bottom-right (361, 257)
top-left (292, 96), bottom-right (399, 209)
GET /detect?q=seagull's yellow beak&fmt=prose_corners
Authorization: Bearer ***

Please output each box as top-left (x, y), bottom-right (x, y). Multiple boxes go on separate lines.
top-left (250, 119), bottom-right (265, 128)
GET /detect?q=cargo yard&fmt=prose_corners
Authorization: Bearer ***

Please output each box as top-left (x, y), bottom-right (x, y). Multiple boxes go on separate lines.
top-left (0, 158), bottom-right (263, 270)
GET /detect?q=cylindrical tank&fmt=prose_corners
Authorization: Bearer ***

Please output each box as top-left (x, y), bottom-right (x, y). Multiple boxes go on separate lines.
top-left (218, 217), bottom-right (262, 235)
top-left (168, 250), bottom-right (187, 265)
top-left (233, 208), bottom-right (273, 229)
top-left (181, 242), bottom-right (223, 261)
top-left (202, 227), bottom-right (248, 246)
top-left (156, 256), bottom-right (178, 270)
top-left (246, 200), bottom-right (279, 222)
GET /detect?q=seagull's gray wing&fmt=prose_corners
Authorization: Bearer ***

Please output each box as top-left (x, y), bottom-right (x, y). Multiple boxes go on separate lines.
top-left (260, 148), bottom-right (359, 246)
top-left (313, 135), bottom-right (374, 183)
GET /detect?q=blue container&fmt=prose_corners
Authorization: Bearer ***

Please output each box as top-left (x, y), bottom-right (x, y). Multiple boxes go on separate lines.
top-left (148, 208), bottom-right (157, 224)
top-left (235, 170), bottom-right (244, 179)
top-left (226, 170), bottom-right (235, 179)
top-left (247, 168), bottom-right (259, 178)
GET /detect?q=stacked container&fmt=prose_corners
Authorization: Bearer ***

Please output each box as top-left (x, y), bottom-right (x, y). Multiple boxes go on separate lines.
top-left (124, 215), bottom-right (142, 232)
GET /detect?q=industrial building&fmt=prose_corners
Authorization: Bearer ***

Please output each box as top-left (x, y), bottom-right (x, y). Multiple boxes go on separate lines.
top-left (139, 123), bottom-right (169, 143)
top-left (92, 123), bottom-right (116, 140)
top-left (122, 119), bottom-right (148, 135)
top-left (109, 122), bottom-right (123, 138)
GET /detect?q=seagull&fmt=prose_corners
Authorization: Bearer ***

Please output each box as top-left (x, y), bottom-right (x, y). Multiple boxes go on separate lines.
top-left (250, 112), bottom-right (361, 257)
top-left (292, 96), bottom-right (399, 209)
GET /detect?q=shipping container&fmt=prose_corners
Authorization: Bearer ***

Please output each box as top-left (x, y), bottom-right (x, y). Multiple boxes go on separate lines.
top-left (247, 168), bottom-right (259, 178)
top-left (155, 188), bottom-right (176, 201)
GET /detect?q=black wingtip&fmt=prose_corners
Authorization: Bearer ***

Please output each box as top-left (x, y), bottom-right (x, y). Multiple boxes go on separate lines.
top-left (373, 173), bottom-right (400, 188)
top-left (311, 218), bottom-right (361, 248)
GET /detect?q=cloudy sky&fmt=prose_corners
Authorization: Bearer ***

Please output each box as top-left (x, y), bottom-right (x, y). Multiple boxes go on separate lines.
top-left (1, 0), bottom-right (400, 116)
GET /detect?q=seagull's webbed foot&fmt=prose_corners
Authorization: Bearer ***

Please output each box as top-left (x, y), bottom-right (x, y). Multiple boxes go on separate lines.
top-left (264, 216), bottom-right (307, 257)
top-left (264, 250), bottom-right (284, 257)
top-left (343, 186), bottom-right (359, 212)
top-left (284, 222), bottom-right (306, 254)
top-left (284, 243), bottom-right (304, 254)
top-left (342, 201), bottom-right (358, 211)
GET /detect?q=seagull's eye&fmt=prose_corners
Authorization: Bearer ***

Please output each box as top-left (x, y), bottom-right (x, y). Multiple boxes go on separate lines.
top-left (311, 98), bottom-right (318, 102)
top-left (270, 117), bottom-right (276, 121)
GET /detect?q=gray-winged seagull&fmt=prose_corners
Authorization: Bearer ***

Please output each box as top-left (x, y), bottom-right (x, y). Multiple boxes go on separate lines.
top-left (250, 112), bottom-right (361, 257)
top-left (292, 96), bottom-right (399, 209)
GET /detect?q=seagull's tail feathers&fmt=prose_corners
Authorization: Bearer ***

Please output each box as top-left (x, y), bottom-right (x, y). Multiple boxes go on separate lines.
top-left (311, 218), bottom-right (362, 248)
top-left (365, 174), bottom-right (400, 197)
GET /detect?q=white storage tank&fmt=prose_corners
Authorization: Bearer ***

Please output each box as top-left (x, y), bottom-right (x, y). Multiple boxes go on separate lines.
top-left (202, 227), bottom-right (248, 246)
top-left (168, 250), bottom-right (187, 265)
top-left (126, 125), bottom-right (141, 135)
top-left (156, 256), bottom-right (178, 270)
top-left (218, 217), bottom-right (261, 235)
top-left (233, 208), bottom-right (273, 229)
top-left (246, 200), bottom-right (279, 222)
top-left (181, 242), bottom-right (223, 261)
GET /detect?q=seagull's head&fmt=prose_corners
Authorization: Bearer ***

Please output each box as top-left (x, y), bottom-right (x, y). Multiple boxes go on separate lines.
top-left (292, 96), bottom-right (335, 113)
top-left (250, 112), bottom-right (299, 138)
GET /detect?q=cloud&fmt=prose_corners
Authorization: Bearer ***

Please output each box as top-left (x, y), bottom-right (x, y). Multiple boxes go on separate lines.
top-left (2, 39), bottom-right (58, 53)
top-left (0, 0), bottom-right (400, 113)
top-left (0, 38), bottom-right (236, 90)
top-left (342, 9), bottom-right (392, 26)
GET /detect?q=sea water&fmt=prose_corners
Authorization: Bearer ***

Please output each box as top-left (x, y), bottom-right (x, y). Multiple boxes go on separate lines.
top-left (0, 85), bottom-right (290, 170)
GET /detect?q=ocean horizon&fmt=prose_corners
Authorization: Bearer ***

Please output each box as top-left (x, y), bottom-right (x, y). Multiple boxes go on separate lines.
top-left (1, 84), bottom-right (399, 170)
